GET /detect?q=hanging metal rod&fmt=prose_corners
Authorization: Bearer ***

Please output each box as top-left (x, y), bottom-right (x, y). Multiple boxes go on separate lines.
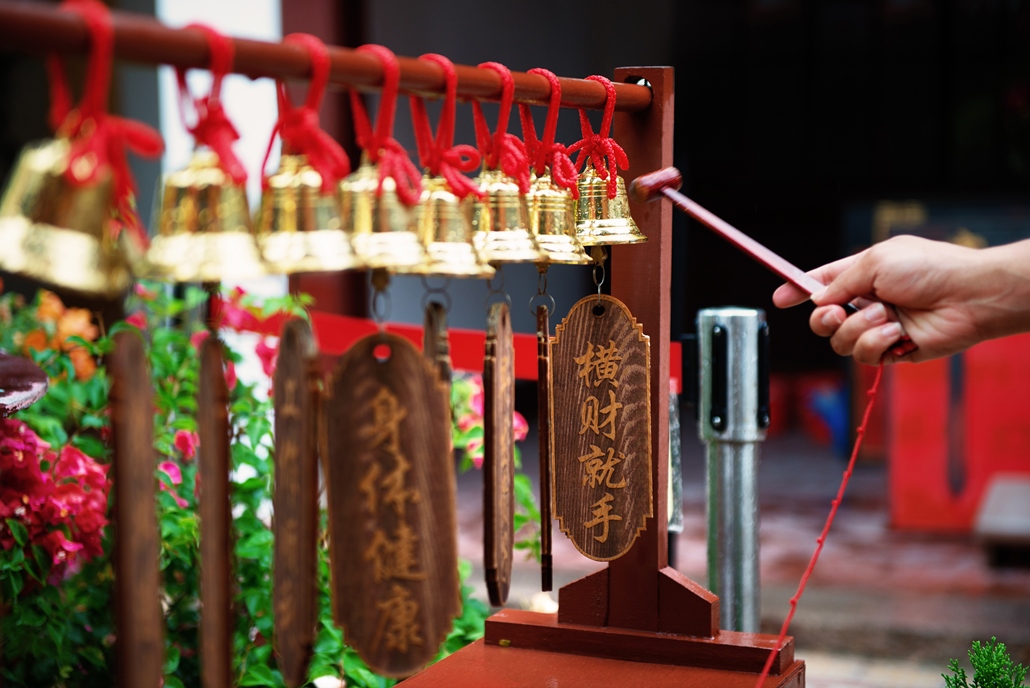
top-left (0, 2), bottom-right (653, 112)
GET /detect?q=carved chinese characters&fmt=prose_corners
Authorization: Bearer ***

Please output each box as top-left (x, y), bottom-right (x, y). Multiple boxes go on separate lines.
top-left (273, 320), bottom-right (319, 687)
top-left (324, 334), bottom-right (459, 678)
top-left (550, 295), bottom-right (652, 561)
top-left (483, 302), bottom-right (514, 606)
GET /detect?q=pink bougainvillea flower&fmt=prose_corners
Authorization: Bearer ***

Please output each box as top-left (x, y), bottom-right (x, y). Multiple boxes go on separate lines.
top-left (456, 413), bottom-right (478, 432)
top-left (190, 329), bottom-right (210, 351)
top-left (173, 430), bottom-right (199, 461)
top-left (255, 337), bottom-right (279, 379)
top-left (467, 437), bottom-right (484, 469)
top-left (216, 287), bottom-right (264, 333)
top-left (125, 312), bottom-right (146, 330)
top-left (513, 411), bottom-right (529, 442)
top-left (158, 461), bottom-right (182, 486)
top-left (134, 283), bottom-right (158, 301)
top-left (470, 385), bottom-right (484, 418)
top-left (0, 419), bottom-right (110, 570)
top-left (224, 359), bottom-right (237, 391)
top-left (157, 461), bottom-right (189, 509)
top-left (43, 529), bottom-right (84, 566)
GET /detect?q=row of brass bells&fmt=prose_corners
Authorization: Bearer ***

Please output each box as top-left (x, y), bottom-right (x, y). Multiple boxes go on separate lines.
top-left (575, 166), bottom-right (646, 246)
top-left (411, 175), bottom-right (494, 278)
top-left (0, 138), bottom-right (133, 297)
top-left (139, 150), bottom-right (265, 282)
top-left (471, 168), bottom-right (547, 264)
top-left (341, 159), bottom-right (428, 273)
top-left (258, 154), bottom-right (362, 273)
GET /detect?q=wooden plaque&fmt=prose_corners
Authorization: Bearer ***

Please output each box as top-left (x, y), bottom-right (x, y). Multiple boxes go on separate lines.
top-left (483, 302), bottom-right (514, 607)
top-left (550, 294), bottom-right (652, 562)
top-left (109, 332), bottom-right (164, 688)
top-left (198, 337), bottom-right (232, 688)
top-left (423, 301), bottom-right (452, 385)
top-left (273, 319), bottom-right (319, 687)
top-left (536, 305), bottom-right (553, 592)
top-left (324, 333), bottom-right (459, 678)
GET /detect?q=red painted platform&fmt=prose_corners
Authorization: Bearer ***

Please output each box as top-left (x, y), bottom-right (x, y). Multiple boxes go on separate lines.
top-left (401, 638), bottom-right (805, 687)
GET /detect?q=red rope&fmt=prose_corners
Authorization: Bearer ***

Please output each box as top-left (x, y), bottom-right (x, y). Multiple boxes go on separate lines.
top-left (518, 68), bottom-right (578, 197)
top-left (175, 24), bottom-right (246, 185)
top-left (471, 62), bottom-right (531, 194)
top-left (409, 53), bottom-right (483, 200)
top-left (566, 75), bottom-right (628, 200)
top-left (348, 44), bottom-right (422, 206)
top-left (260, 33), bottom-right (351, 194)
top-left (45, 0), bottom-right (164, 249)
top-left (752, 361), bottom-right (885, 688)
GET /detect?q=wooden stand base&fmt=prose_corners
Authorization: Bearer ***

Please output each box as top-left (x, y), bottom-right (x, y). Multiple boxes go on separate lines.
top-left (402, 610), bottom-right (804, 687)
top-left (403, 638), bottom-right (803, 687)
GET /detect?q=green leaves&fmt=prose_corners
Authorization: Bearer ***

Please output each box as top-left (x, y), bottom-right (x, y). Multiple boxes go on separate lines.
top-left (944, 637), bottom-right (1029, 688)
top-left (6, 518), bottom-right (28, 547)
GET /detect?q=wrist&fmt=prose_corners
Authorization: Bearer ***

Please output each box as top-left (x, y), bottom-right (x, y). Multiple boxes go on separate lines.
top-left (975, 240), bottom-right (1030, 340)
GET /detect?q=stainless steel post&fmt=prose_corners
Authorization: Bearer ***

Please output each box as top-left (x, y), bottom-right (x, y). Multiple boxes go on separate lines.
top-left (698, 307), bottom-right (769, 632)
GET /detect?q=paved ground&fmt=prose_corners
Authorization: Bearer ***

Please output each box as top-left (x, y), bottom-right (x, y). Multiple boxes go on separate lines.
top-left (454, 398), bottom-right (1030, 687)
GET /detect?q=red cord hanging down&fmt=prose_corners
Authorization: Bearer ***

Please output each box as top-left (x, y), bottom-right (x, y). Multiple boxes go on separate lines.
top-left (349, 44), bottom-right (422, 206)
top-left (409, 53), bottom-right (483, 200)
top-left (471, 62), bottom-right (531, 194)
top-left (176, 24), bottom-right (246, 185)
top-left (566, 75), bottom-right (628, 200)
top-left (260, 33), bottom-right (350, 193)
top-left (518, 68), bottom-right (578, 198)
top-left (45, 0), bottom-right (164, 249)
top-left (752, 362), bottom-right (885, 688)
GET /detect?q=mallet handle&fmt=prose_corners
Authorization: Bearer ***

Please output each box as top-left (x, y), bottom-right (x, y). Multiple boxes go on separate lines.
top-left (658, 186), bottom-right (918, 358)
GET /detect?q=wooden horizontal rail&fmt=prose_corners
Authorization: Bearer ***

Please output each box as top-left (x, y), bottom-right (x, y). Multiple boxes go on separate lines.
top-left (0, 1), bottom-right (653, 112)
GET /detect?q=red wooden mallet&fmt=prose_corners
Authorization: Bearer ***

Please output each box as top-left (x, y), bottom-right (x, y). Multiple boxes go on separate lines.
top-left (629, 167), bottom-right (918, 358)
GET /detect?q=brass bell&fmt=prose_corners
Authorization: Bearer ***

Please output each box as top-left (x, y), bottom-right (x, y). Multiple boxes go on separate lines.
top-left (527, 170), bottom-right (590, 265)
top-left (340, 160), bottom-right (427, 272)
top-left (137, 150), bottom-right (265, 282)
top-left (410, 175), bottom-right (494, 278)
top-left (575, 166), bottom-right (647, 246)
top-left (470, 168), bottom-right (547, 264)
top-left (257, 154), bottom-right (363, 274)
top-left (0, 138), bottom-right (132, 297)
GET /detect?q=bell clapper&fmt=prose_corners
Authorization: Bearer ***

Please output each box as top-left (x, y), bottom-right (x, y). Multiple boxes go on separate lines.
top-left (484, 265), bottom-right (512, 312)
top-left (528, 265), bottom-right (556, 319)
top-left (370, 268), bottom-right (392, 332)
top-left (591, 246), bottom-right (608, 310)
top-left (420, 275), bottom-right (453, 315)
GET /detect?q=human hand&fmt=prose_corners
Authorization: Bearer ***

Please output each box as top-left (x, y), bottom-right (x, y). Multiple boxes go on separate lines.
top-left (772, 235), bottom-right (1004, 365)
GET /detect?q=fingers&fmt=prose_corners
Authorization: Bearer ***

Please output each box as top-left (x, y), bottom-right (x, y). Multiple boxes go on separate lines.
top-left (773, 253), bottom-right (861, 309)
top-left (809, 304), bottom-right (846, 336)
top-left (816, 302), bottom-right (908, 365)
top-left (772, 282), bottom-right (810, 308)
top-left (812, 250), bottom-right (878, 308)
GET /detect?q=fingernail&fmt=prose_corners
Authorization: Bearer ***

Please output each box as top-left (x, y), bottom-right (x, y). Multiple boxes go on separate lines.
top-left (821, 310), bottom-right (843, 329)
top-left (811, 288), bottom-right (826, 303)
top-left (864, 303), bottom-right (887, 324)
top-left (880, 322), bottom-right (902, 340)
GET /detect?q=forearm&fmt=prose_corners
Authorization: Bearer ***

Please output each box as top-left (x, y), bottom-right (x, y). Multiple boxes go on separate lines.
top-left (972, 239), bottom-right (1030, 341)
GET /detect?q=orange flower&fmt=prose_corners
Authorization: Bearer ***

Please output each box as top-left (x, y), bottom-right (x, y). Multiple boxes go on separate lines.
top-left (55, 308), bottom-right (99, 350)
top-left (69, 347), bottom-right (96, 381)
top-left (23, 329), bottom-right (50, 354)
top-left (37, 290), bottom-right (66, 323)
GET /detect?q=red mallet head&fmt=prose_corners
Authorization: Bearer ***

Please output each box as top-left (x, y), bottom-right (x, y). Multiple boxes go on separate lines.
top-left (629, 167), bottom-right (683, 203)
